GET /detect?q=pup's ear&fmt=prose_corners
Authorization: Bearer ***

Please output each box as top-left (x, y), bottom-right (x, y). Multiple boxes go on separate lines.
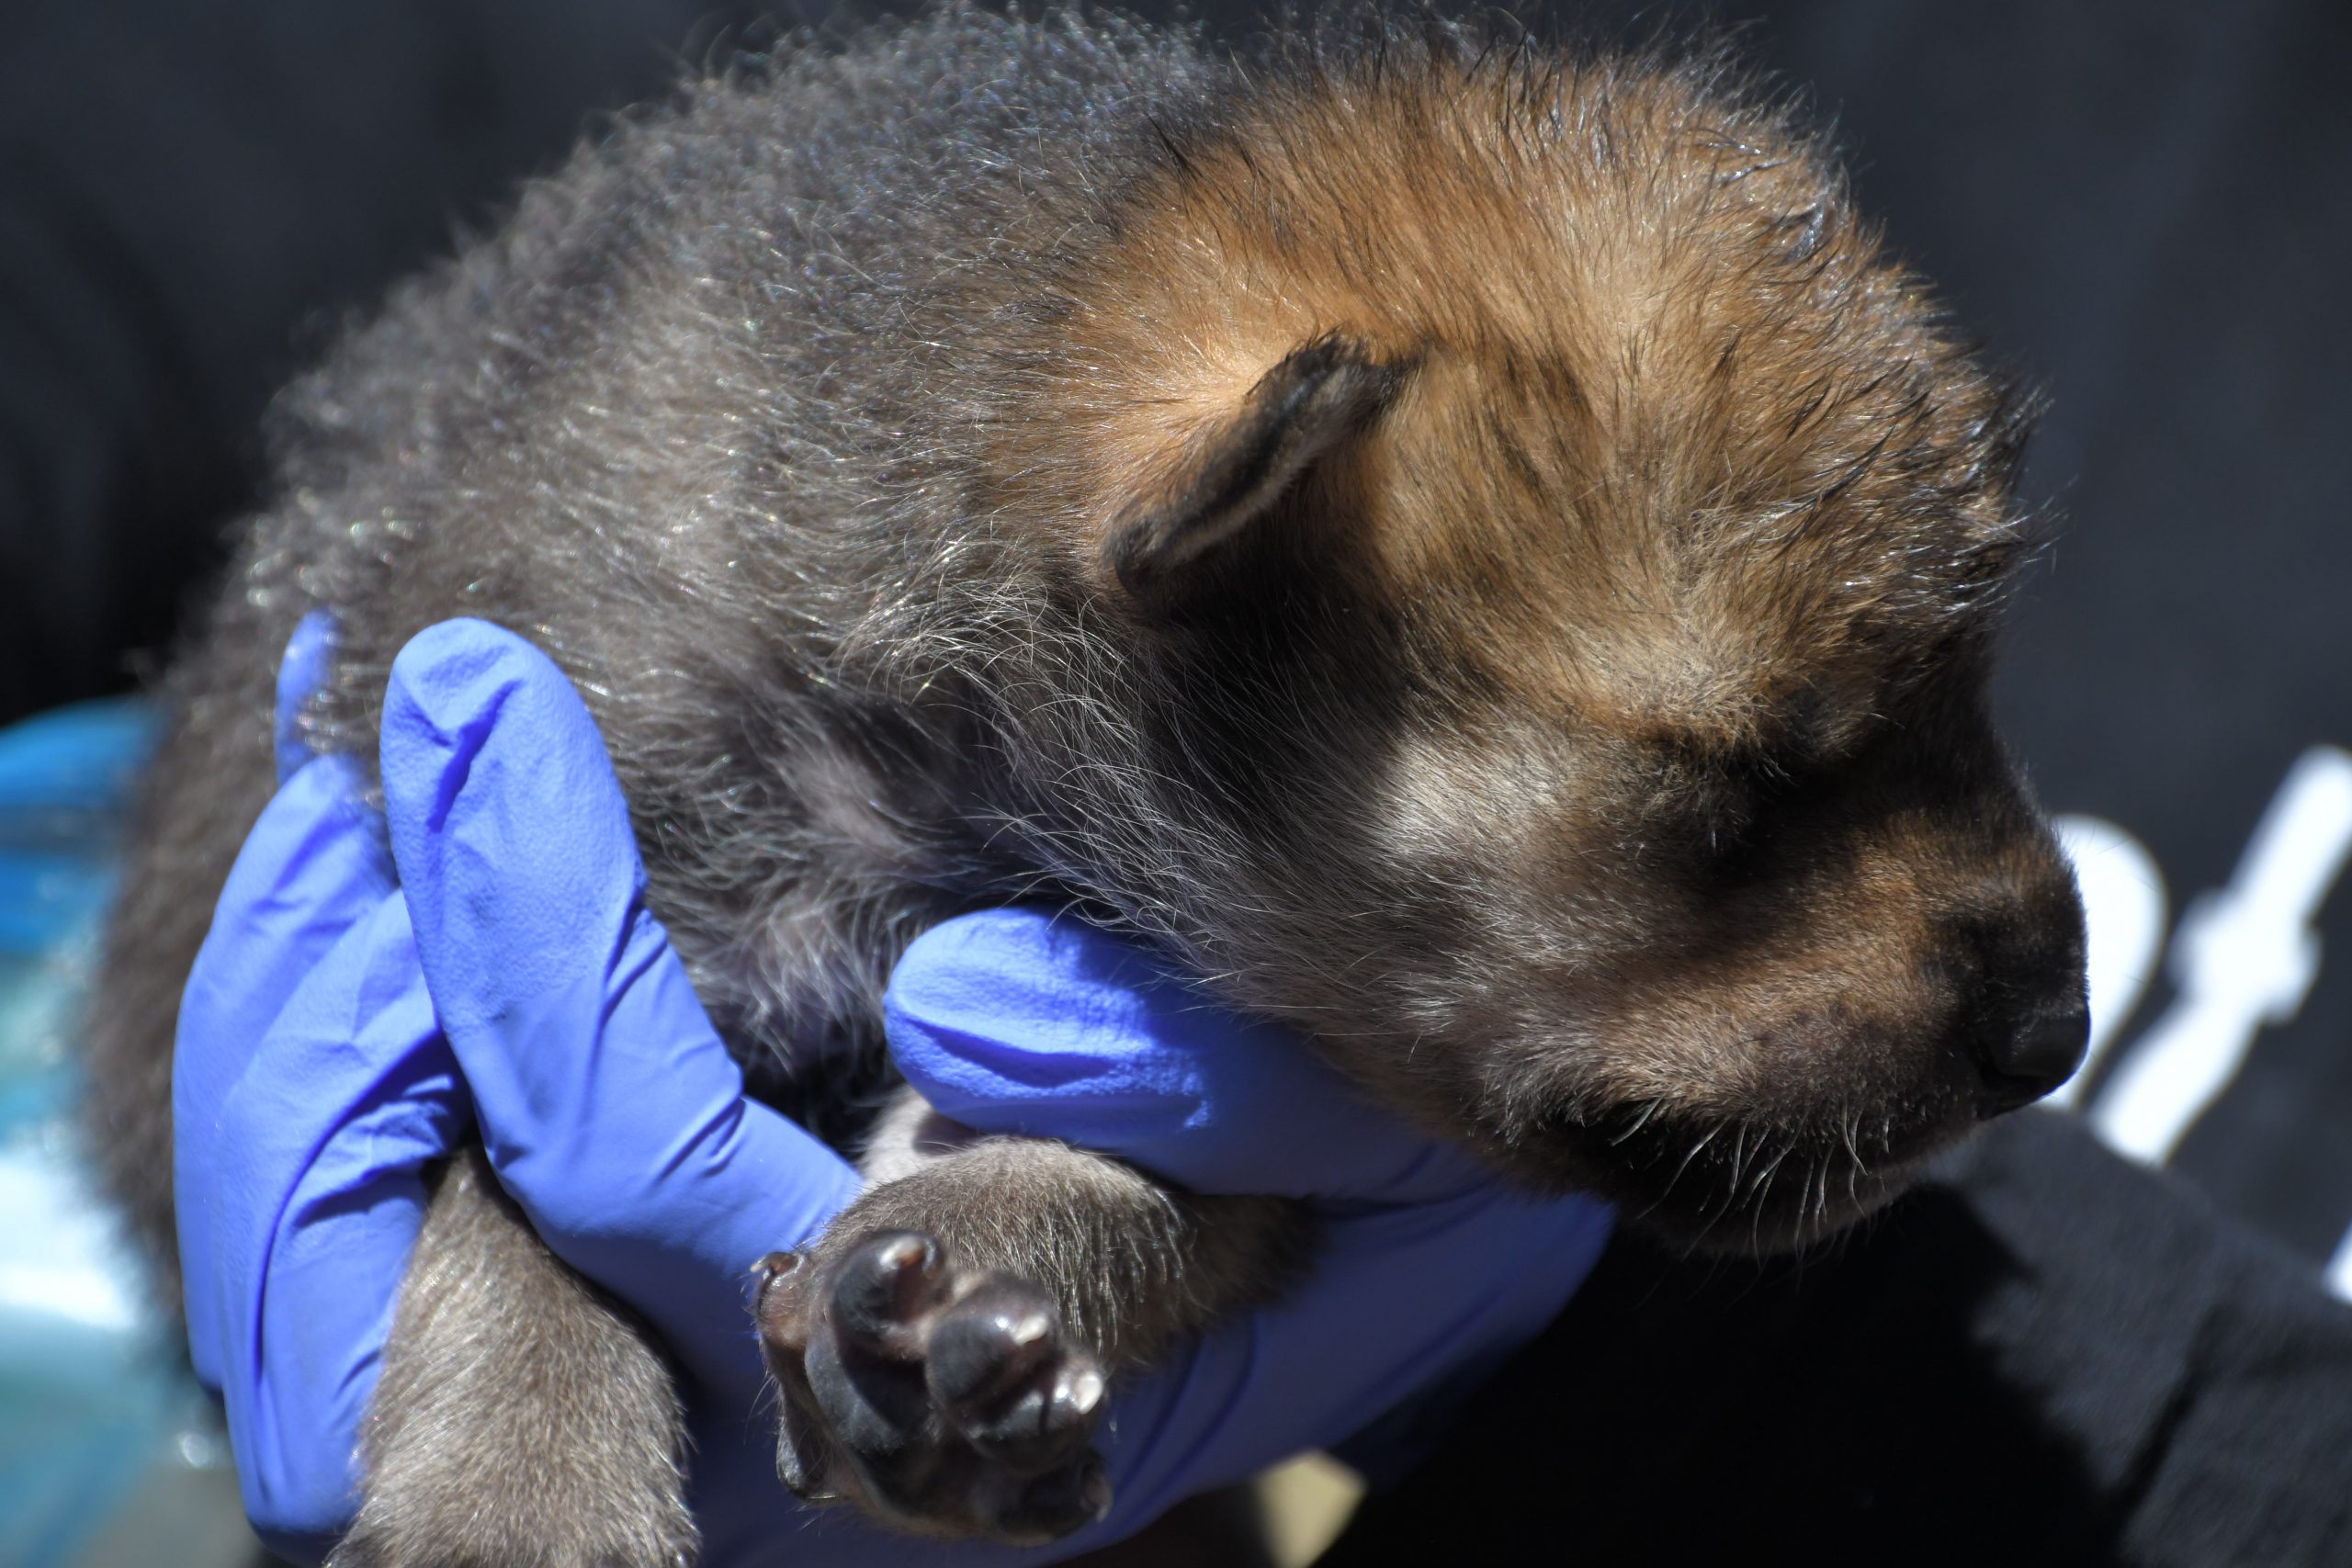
top-left (1105, 338), bottom-right (1401, 611)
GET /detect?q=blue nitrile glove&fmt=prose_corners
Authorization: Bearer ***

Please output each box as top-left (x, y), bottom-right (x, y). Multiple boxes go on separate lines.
top-left (173, 614), bottom-right (1612, 1565)
top-left (175, 613), bottom-right (867, 1560)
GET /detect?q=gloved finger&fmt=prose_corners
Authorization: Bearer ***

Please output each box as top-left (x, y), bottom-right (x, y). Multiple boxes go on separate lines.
top-left (377, 619), bottom-right (861, 1403)
top-left (175, 750), bottom-right (393, 1388)
top-left (202, 890), bottom-right (467, 1560)
top-left (886, 908), bottom-right (1491, 1204)
top-left (274, 609), bottom-right (337, 785)
top-left (1064, 1188), bottom-right (1612, 1559)
top-left (181, 604), bottom-right (379, 1217)
top-left (1091, 1190), bottom-right (1613, 1530)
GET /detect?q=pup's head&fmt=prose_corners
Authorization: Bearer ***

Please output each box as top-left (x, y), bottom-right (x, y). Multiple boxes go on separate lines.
top-left (960, 33), bottom-right (2086, 1253)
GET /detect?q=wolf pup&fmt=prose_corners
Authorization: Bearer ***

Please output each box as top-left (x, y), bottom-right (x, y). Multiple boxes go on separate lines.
top-left (85, 6), bottom-right (2089, 1562)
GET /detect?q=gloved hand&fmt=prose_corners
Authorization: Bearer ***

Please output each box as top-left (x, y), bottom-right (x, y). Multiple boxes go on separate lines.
top-left (173, 614), bottom-right (1612, 1564)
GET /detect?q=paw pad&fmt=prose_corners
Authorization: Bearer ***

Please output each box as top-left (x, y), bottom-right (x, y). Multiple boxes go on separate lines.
top-left (754, 1231), bottom-right (1112, 1542)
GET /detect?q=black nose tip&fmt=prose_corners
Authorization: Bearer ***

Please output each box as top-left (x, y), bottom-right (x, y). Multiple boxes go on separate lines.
top-left (1977, 1005), bottom-right (2090, 1114)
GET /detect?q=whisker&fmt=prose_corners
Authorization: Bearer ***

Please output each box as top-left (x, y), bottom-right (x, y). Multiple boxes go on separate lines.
top-left (1746, 1143), bottom-right (1793, 1197)
top-left (1658, 1122), bottom-right (1724, 1202)
top-left (1607, 1097), bottom-right (1665, 1146)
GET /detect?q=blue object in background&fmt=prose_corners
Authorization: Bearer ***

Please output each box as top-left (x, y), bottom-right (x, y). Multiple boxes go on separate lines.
top-left (0, 699), bottom-right (247, 1568)
top-left (0, 701), bottom-right (153, 957)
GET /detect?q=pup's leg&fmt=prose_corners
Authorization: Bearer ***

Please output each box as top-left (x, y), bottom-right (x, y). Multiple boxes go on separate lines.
top-left (333, 1144), bottom-right (696, 1568)
top-left (755, 1089), bottom-right (1308, 1543)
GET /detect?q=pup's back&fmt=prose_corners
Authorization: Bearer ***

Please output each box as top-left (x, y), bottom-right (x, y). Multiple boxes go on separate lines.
top-left (87, 6), bottom-right (2083, 1555)
top-left (87, 8), bottom-right (1214, 1262)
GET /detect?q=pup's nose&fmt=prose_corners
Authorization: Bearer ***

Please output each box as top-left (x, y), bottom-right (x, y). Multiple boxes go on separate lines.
top-left (1977, 1003), bottom-right (2089, 1113)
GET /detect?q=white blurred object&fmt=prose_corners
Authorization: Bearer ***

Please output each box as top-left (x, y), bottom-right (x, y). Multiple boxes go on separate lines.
top-left (2089, 746), bottom-right (2352, 1166)
top-left (0, 957), bottom-right (188, 1568)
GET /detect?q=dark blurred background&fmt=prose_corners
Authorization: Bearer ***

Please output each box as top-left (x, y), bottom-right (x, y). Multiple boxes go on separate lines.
top-left (4, 2), bottom-right (2347, 1563)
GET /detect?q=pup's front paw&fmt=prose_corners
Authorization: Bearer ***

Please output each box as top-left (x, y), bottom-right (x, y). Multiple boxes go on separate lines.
top-left (753, 1231), bottom-right (1111, 1543)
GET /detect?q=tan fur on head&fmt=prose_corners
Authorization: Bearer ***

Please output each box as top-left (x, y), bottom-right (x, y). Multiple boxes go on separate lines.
top-left (967, 26), bottom-right (2074, 1249)
top-left (1053, 39), bottom-right (2030, 696)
